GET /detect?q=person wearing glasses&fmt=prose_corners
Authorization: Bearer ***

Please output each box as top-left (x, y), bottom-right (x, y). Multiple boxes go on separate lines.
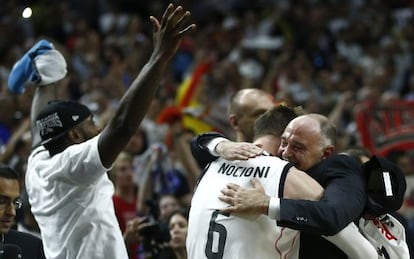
top-left (0, 163), bottom-right (45, 259)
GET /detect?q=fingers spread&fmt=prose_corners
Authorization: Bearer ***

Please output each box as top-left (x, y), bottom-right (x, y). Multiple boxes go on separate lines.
top-left (234, 151), bottom-right (250, 160)
top-left (251, 178), bottom-right (265, 191)
top-left (166, 5), bottom-right (195, 34)
top-left (226, 183), bottom-right (240, 191)
top-left (219, 206), bottom-right (234, 214)
top-left (176, 12), bottom-right (196, 33)
top-left (251, 178), bottom-right (260, 186)
top-left (218, 195), bottom-right (232, 204)
top-left (168, 5), bottom-right (184, 27)
top-left (161, 3), bottom-right (174, 28)
top-left (219, 141), bottom-right (264, 160)
top-left (180, 23), bottom-right (196, 34)
top-left (149, 16), bottom-right (160, 32)
top-left (220, 188), bottom-right (233, 196)
top-left (158, 4), bottom-right (193, 32)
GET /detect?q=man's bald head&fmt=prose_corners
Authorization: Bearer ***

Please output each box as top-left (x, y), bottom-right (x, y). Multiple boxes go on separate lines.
top-left (279, 114), bottom-right (337, 170)
top-left (228, 88), bottom-right (275, 142)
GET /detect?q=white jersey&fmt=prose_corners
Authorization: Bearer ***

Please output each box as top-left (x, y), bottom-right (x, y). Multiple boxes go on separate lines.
top-left (325, 214), bottom-right (411, 259)
top-left (187, 155), bottom-right (298, 259)
top-left (26, 135), bottom-right (128, 259)
top-left (359, 214), bottom-right (410, 259)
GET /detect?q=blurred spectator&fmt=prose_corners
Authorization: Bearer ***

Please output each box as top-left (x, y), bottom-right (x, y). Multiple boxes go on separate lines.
top-left (110, 151), bottom-right (142, 259)
top-left (136, 194), bottom-right (183, 259)
top-left (167, 209), bottom-right (189, 259)
top-left (110, 152), bottom-right (138, 233)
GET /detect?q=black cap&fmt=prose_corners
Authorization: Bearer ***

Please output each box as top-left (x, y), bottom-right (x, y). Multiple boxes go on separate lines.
top-left (362, 156), bottom-right (407, 217)
top-left (36, 100), bottom-right (91, 145)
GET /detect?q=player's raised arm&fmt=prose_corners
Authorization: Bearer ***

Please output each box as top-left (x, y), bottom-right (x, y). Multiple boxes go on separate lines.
top-left (98, 4), bottom-right (196, 167)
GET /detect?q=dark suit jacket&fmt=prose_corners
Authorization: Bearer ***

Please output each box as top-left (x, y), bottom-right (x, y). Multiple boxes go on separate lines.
top-left (190, 132), bottom-right (223, 169)
top-left (278, 155), bottom-right (366, 234)
top-left (4, 229), bottom-right (46, 259)
top-left (191, 132), bottom-right (368, 258)
top-left (279, 155), bottom-right (367, 258)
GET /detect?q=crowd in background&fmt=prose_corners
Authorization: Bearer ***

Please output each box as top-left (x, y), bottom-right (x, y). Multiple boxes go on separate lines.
top-left (0, 0), bottom-right (414, 258)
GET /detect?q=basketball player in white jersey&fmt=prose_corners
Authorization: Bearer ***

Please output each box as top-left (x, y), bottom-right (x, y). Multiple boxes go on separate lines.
top-left (187, 148), bottom-right (324, 259)
top-left (186, 106), bottom-right (324, 259)
top-left (187, 107), bottom-right (379, 259)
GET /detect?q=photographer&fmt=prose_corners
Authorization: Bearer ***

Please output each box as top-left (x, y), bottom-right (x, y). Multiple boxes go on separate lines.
top-left (124, 206), bottom-right (187, 259)
top-left (144, 195), bottom-right (182, 258)
top-left (124, 216), bottom-right (170, 259)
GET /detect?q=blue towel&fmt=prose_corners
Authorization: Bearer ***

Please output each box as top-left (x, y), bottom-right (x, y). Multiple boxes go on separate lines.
top-left (8, 40), bottom-right (53, 94)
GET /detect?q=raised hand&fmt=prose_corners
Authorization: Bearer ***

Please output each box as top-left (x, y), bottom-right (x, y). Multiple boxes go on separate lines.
top-left (150, 3), bottom-right (196, 61)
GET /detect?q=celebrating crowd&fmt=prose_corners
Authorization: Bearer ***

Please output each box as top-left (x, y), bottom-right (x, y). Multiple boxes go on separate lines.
top-left (0, 0), bottom-right (413, 258)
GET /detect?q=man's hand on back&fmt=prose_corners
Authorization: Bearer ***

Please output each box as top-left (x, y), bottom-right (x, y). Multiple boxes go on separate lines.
top-left (218, 179), bottom-right (270, 216)
top-left (216, 141), bottom-right (264, 161)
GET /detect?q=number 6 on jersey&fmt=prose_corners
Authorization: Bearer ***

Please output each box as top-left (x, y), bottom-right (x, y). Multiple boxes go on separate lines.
top-left (205, 210), bottom-right (229, 259)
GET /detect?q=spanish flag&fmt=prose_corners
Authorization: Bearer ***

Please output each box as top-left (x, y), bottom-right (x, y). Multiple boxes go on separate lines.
top-left (174, 60), bottom-right (214, 134)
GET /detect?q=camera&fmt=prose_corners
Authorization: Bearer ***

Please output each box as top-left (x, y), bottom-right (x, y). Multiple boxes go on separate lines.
top-left (139, 217), bottom-right (172, 258)
top-left (140, 218), bottom-right (164, 241)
